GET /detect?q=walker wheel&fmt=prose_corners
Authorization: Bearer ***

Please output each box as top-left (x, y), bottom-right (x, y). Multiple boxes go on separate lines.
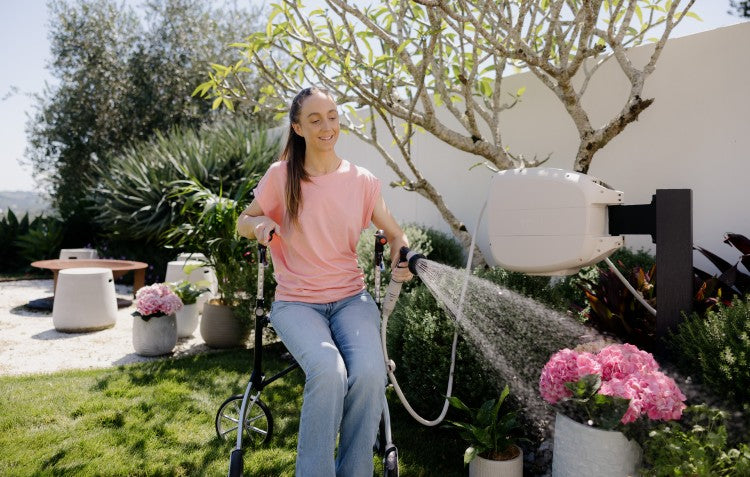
top-left (216, 394), bottom-right (274, 446)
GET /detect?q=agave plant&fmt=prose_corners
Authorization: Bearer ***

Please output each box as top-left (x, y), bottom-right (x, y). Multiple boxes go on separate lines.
top-left (89, 118), bottom-right (279, 241)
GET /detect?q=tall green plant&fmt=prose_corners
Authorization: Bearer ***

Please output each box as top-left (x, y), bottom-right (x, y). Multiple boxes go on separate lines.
top-left (0, 210), bottom-right (65, 273)
top-left (641, 405), bottom-right (750, 476)
top-left (667, 296), bottom-right (750, 402)
top-left (90, 119), bottom-right (279, 241)
top-left (0, 210), bottom-right (31, 272)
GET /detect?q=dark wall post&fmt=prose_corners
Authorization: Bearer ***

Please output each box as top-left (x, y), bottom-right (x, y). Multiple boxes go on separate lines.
top-left (655, 189), bottom-right (693, 338)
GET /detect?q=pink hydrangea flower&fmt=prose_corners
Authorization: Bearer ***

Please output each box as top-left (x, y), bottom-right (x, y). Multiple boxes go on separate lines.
top-left (597, 343), bottom-right (659, 380)
top-left (134, 283), bottom-right (183, 318)
top-left (539, 342), bottom-right (686, 425)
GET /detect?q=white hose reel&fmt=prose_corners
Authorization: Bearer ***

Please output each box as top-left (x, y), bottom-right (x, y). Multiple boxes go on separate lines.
top-left (483, 168), bottom-right (625, 275)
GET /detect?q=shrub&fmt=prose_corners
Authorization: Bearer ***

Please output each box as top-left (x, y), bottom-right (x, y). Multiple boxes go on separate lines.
top-left (87, 118), bottom-right (278, 285)
top-left (0, 210), bottom-right (64, 273)
top-left (472, 267), bottom-right (584, 313)
top-left (359, 224), bottom-right (499, 413)
top-left (666, 296), bottom-right (750, 402)
top-left (386, 282), bottom-right (503, 417)
top-left (357, 223), bottom-right (465, 296)
top-left (89, 118), bottom-right (278, 242)
top-left (641, 405), bottom-right (750, 477)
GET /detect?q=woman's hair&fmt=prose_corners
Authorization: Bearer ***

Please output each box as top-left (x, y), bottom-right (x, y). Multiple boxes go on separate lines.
top-left (279, 86), bottom-right (335, 225)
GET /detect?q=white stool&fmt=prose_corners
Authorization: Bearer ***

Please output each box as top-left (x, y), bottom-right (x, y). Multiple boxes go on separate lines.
top-left (176, 252), bottom-right (207, 261)
top-left (59, 248), bottom-right (99, 259)
top-left (52, 268), bottom-right (118, 332)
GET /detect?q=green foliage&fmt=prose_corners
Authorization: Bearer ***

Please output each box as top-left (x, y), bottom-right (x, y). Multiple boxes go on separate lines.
top-left (667, 296), bottom-right (750, 402)
top-left (730, 0), bottom-right (750, 18)
top-left (386, 283), bottom-right (506, 424)
top-left (641, 405), bottom-right (750, 477)
top-left (90, 118), bottom-right (279, 242)
top-left (693, 233), bottom-right (750, 313)
top-left (555, 374), bottom-right (631, 431)
top-left (167, 280), bottom-right (209, 305)
top-left (14, 217), bottom-right (65, 264)
top-left (26, 0), bottom-right (268, 236)
top-left (472, 266), bottom-right (585, 313)
top-left (357, 223), bottom-right (465, 297)
top-left (0, 210), bottom-right (65, 273)
top-left (162, 171), bottom-right (277, 334)
top-left (447, 385), bottom-right (523, 463)
top-left (578, 261), bottom-right (657, 350)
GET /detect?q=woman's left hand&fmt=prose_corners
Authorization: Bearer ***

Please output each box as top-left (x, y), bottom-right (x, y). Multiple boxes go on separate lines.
top-left (391, 257), bottom-right (413, 282)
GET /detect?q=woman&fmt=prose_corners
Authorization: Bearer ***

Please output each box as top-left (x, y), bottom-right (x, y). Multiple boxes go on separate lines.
top-left (237, 86), bottom-right (413, 477)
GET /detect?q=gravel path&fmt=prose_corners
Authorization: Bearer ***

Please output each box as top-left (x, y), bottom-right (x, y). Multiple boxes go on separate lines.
top-left (0, 279), bottom-right (217, 376)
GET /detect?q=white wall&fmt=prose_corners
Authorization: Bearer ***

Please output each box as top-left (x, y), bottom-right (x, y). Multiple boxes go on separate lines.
top-left (336, 22), bottom-right (750, 273)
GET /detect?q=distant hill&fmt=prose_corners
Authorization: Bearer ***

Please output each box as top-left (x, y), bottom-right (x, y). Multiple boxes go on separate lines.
top-left (0, 191), bottom-right (51, 218)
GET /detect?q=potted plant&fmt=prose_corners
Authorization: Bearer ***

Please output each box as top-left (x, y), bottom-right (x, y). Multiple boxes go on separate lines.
top-left (539, 342), bottom-right (687, 476)
top-left (131, 283), bottom-right (183, 356)
top-left (164, 180), bottom-right (274, 348)
top-left (447, 385), bottom-right (524, 477)
top-left (168, 280), bottom-right (209, 338)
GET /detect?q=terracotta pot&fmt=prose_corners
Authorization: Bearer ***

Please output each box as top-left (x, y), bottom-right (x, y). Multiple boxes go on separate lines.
top-left (132, 313), bottom-right (177, 356)
top-left (552, 413), bottom-right (642, 477)
top-left (200, 301), bottom-right (247, 349)
top-left (175, 303), bottom-right (200, 338)
top-left (468, 445), bottom-right (523, 477)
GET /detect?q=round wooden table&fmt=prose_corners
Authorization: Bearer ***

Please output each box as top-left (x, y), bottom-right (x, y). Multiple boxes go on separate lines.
top-left (31, 259), bottom-right (149, 295)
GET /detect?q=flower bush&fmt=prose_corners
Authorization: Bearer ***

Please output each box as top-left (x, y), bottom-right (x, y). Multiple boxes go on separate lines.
top-left (132, 283), bottom-right (183, 321)
top-left (539, 343), bottom-right (686, 430)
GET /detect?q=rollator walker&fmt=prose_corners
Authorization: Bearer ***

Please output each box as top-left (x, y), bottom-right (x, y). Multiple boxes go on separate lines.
top-left (215, 231), bottom-right (399, 477)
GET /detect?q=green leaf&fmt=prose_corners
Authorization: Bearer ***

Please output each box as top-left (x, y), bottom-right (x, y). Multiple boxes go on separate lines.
top-left (212, 97), bottom-right (222, 110)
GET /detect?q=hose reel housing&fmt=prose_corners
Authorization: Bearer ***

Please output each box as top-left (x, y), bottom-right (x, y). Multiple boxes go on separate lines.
top-left (483, 168), bottom-right (625, 275)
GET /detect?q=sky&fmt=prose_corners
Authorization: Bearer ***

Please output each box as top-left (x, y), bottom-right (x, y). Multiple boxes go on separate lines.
top-left (0, 0), bottom-right (745, 192)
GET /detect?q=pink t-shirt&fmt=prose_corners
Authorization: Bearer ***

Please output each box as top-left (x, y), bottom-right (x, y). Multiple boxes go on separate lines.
top-left (253, 159), bottom-right (381, 303)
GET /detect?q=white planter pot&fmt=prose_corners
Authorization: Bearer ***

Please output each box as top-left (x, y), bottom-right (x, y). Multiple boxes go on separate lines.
top-left (552, 413), bottom-right (642, 477)
top-left (469, 446), bottom-right (523, 477)
top-left (175, 303), bottom-right (200, 338)
top-left (132, 313), bottom-right (177, 356)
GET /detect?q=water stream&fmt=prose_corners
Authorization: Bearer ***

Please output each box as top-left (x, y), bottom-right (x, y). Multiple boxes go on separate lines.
top-left (411, 258), bottom-right (601, 425)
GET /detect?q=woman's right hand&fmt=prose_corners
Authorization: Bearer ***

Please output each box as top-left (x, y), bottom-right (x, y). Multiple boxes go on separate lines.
top-left (254, 219), bottom-right (279, 246)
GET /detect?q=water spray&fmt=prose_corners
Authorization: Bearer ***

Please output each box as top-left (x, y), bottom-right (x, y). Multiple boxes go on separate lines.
top-left (380, 198), bottom-right (489, 427)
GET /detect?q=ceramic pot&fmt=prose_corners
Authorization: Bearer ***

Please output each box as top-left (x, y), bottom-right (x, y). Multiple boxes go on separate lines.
top-left (200, 301), bottom-right (247, 348)
top-left (552, 413), bottom-right (642, 477)
top-left (132, 313), bottom-right (177, 356)
top-left (175, 303), bottom-right (200, 338)
top-left (468, 445), bottom-right (523, 477)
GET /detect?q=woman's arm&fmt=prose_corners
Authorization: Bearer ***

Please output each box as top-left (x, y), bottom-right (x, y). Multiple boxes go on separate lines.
top-left (237, 199), bottom-right (279, 245)
top-left (371, 194), bottom-right (413, 282)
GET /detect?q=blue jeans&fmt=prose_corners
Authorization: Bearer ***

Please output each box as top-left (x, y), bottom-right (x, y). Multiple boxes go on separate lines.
top-left (270, 290), bottom-right (387, 477)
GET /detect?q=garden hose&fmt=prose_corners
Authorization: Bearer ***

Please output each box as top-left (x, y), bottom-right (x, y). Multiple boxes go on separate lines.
top-left (381, 202), bottom-right (486, 427)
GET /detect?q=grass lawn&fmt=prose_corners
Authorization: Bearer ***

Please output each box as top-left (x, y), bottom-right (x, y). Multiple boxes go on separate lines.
top-left (0, 342), bottom-right (465, 476)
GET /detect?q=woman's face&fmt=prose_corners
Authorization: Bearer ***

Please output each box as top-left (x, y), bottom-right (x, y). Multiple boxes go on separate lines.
top-left (292, 91), bottom-right (340, 153)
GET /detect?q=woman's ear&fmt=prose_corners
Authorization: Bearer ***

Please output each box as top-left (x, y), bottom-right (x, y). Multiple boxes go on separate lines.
top-left (291, 122), bottom-right (301, 136)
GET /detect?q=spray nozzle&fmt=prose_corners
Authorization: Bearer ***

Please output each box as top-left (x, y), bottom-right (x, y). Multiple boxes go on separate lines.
top-left (399, 246), bottom-right (425, 276)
